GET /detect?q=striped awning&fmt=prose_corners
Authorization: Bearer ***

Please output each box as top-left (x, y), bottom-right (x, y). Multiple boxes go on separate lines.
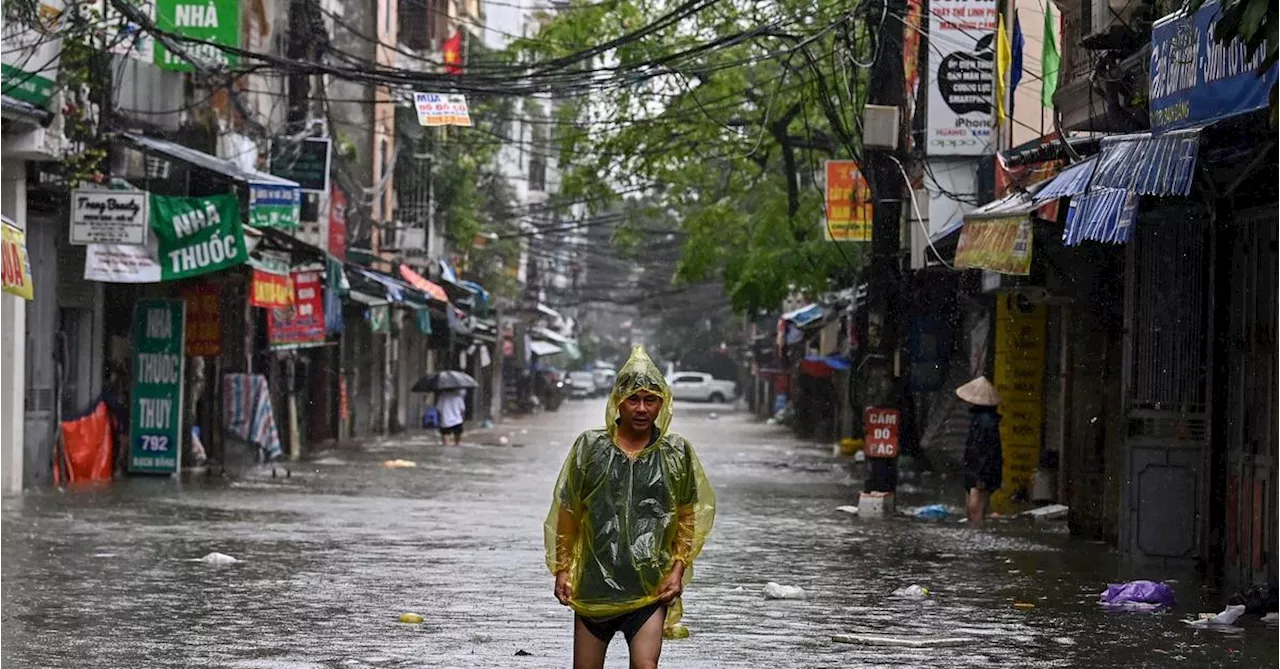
top-left (1034, 157), bottom-right (1097, 203)
top-left (1063, 188), bottom-right (1139, 246)
top-left (1091, 127), bottom-right (1202, 196)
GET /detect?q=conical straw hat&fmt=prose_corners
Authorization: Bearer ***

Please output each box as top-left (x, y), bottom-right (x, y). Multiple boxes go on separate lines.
top-left (956, 376), bottom-right (1000, 406)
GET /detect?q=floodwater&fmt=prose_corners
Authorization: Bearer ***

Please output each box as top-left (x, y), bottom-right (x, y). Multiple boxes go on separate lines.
top-left (3, 400), bottom-right (1276, 667)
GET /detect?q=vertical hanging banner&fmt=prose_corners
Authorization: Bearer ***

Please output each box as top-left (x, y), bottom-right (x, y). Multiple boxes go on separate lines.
top-left (269, 270), bottom-right (326, 348)
top-left (901, 0), bottom-right (926, 152)
top-left (1, 217), bottom-right (34, 300)
top-left (153, 0), bottom-right (240, 72)
top-left (0, 0), bottom-right (63, 107)
top-left (148, 192), bottom-right (248, 279)
top-left (182, 281), bottom-right (222, 356)
top-left (248, 183), bottom-right (301, 228)
top-left (823, 160), bottom-right (874, 242)
top-left (991, 294), bottom-right (1045, 512)
top-left (327, 186), bottom-right (347, 259)
top-left (414, 93), bottom-right (473, 127)
top-left (129, 299), bottom-right (186, 475)
top-left (926, 0), bottom-right (997, 155)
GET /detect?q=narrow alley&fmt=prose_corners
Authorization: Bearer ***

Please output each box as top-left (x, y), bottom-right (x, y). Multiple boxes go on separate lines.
top-left (3, 400), bottom-right (1274, 668)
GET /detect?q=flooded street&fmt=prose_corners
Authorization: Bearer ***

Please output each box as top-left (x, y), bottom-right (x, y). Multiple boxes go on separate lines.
top-left (3, 401), bottom-right (1275, 668)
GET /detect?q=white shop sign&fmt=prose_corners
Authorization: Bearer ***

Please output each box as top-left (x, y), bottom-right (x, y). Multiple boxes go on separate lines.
top-left (70, 189), bottom-right (149, 245)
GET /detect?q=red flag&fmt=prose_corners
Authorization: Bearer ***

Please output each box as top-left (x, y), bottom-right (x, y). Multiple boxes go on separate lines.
top-left (442, 31), bottom-right (463, 75)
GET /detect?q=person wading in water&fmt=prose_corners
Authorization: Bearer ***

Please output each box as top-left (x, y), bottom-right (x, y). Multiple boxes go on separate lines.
top-left (546, 346), bottom-right (715, 669)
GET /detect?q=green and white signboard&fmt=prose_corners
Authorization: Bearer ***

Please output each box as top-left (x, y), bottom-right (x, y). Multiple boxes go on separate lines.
top-left (154, 0), bottom-right (240, 72)
top-left (0, 0), bottom-right (63, 107)
top-left (150, 192), bottom-right (248, 279)
top-left (249, 183), bottom-right (301, 228)
top-left (129, 299), bottom-right (186, 474)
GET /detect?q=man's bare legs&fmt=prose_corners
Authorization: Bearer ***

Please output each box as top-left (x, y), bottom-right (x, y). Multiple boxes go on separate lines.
top-left (573, 618), bottom-right (609, 669)
top-left (966, 487), bottom-right (990, 527)
top-left (626, 607), bottom-right (666, 669)
top-left (572, 607), bottom-right (666, 669)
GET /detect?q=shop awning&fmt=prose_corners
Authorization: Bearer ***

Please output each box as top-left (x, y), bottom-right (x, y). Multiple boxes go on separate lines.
top-left (398, 264), bottom-right (449, 303)
top-left (781, 304), bottom-right (825, 328)
top-left (348, 290), bottom-right (389, 306)
top-left (1033, 157), bottom-right (1097, 203)
top-left (350, 267), bottom-right (406, 302)
top-left (529, 340), bottom-right (562, 357)
top-left (533, 326), bottom-right (572, 344)
top-left (120, 132), bottom-right (301, 188)
top-left (537, 302), bottom-right (564, 322)
top-left (1091, 126), bottom-right (1202, 197)
top-left (1, 94), bottom-right (52, 126)
top-left (964, 181), bottom-right (1049, 221)
top-left (1063, 188), bottom-right (1138, 246)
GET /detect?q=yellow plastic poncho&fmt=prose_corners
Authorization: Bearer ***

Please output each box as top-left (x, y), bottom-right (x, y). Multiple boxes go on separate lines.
top-left (545, 347), bottom-right (715, 636)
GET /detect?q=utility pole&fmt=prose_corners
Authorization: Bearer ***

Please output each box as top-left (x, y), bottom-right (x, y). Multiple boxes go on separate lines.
top-left (859, 0), bottom-right (908, 498)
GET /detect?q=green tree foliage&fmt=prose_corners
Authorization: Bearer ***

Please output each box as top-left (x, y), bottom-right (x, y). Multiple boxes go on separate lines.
top-left (515, 0), bottom-right (871, 314)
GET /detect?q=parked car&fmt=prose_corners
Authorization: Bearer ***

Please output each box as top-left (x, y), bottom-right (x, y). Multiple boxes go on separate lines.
top-left (567, 371), bottom-right (597, 399)
top-left (667, 372), bottom-right (737, 403)
top-left (592, 368), bottom-right (616, 396)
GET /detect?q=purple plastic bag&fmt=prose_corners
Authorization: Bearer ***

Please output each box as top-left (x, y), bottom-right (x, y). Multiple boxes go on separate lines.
top-left (1100, 580), bottom-right (1176, 611)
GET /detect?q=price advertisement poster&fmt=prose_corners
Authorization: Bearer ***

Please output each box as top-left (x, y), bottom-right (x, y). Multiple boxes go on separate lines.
top-left (182, 281), bottom-right (222, 356)
top-left (129, 299), bottom-right (186, 475)
top-left (926, 0), bottom-right (996, 155)
top-left (268, 270), bottom-right (326, 349)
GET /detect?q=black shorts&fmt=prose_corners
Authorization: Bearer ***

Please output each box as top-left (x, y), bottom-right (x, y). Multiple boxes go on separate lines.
top-left (578, 603), bottom-right (666, 644)
top-left (439, 424), bottom-right (463, 437)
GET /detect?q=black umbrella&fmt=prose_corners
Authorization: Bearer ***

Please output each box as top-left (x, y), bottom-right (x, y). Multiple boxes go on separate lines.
top-left (412, 370), bottom-right (478, 392)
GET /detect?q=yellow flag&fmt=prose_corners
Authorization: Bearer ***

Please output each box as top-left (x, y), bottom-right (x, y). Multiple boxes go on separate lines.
top-left (995, 13), bottom-right (1011, 125)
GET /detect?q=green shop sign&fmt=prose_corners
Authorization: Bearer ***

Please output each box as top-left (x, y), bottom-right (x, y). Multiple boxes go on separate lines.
top-left (0, 0), bottom-right (63, 107)
top-left (249, 183), bottom-right (301, 228)
top-left (150, 192), bottom-right (248, 279)
top-left (154, 0), bottom-right (240, 72)
top-left (129, 299), bottom-right (186, 474)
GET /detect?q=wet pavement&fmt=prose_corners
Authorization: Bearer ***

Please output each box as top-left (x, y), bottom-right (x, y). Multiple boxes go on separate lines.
top-left (3, 400), bottom-right (1276, 668)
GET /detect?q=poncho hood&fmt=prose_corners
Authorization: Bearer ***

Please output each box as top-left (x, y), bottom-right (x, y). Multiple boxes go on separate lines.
top-left (605, 346), bottom-right (673, 442)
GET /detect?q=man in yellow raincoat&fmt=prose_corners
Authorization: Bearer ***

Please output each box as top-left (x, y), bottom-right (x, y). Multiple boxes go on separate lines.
top-left (546, 347), bottom-right (715, 669)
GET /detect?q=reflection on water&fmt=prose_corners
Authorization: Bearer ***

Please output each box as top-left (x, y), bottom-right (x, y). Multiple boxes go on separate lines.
top-left (3, 401), bottom-right (1275, 667)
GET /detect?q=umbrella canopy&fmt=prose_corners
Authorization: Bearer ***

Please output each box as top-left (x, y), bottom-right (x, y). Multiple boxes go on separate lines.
top-left (412, 370), bottom-right (478, 392)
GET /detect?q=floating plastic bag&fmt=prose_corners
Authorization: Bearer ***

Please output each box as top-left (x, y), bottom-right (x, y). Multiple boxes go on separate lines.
top-left (913, 504), bottom-right (949, 520)
top-left (194, 552), bottom-right (239, 565)
top-left (1187, 604), bottom-right (1246, 629)
top-left (56, 401), bottom-right (116, 485)
top-left (892, 585), bottom-right (930, 600)
top-left (1099, 580), bottom-right (1176, 611)
top-left (545, 347), bottom-right (716, 635)
top-left (764, 582), bottom-right (806, 600)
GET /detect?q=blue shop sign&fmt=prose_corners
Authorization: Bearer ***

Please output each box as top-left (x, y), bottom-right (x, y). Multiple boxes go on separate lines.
top-left (1149, 1), bottom-right (1278, 133)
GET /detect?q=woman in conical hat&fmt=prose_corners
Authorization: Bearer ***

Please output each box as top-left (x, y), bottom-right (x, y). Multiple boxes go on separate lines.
top-left (957, 376), bottom-right (1001, 527)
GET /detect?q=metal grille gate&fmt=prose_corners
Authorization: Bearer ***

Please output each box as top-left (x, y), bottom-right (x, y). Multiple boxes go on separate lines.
top-left (1221, 208), bottom-right (1278, 587)
top-left (1122, 205), bottom-right (1211, 565)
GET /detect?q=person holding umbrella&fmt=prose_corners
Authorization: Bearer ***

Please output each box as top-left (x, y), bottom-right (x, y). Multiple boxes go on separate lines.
top-left (956, 376), bottom-right (1002, 527)
top-left (413, 371), bottom-right (478, 446)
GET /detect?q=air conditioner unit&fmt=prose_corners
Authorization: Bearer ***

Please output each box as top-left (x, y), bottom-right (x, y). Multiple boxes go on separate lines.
top-left (1083, 0), bottom-right (1146, 50)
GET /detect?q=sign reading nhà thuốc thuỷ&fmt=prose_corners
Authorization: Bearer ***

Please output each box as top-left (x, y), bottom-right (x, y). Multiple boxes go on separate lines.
top-left (129, 299), bottom-right (186, 474)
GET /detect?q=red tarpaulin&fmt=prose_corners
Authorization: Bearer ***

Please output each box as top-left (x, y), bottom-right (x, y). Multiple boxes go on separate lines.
top-left (56, 401), bottom-right (116, 484)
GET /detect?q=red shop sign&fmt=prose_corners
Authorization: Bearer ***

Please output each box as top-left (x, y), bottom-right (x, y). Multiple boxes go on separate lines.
top-left (268, 270), bottom-right (326, 349)
top-left (864, 407), bottom-right (901, 458)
